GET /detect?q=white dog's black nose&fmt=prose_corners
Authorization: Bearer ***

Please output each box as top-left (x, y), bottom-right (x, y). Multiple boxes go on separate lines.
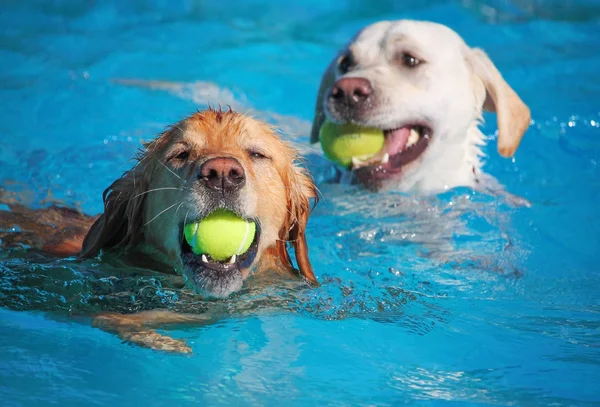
top-left (199, 157), bottom-right (246, 192)
top-left (329, 77), bottom-right (372, 106)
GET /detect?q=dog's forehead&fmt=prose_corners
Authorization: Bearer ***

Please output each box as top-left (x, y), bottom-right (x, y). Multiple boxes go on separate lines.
top-left (387, 20), bottom-right (464, 45)
top-left (180, 120), bottom-right (208, 148)
top-left (178, 114), bottom-right (289, 159)
top-left (349, 21), bottom-right (392, 61)
top-left (177, 113), bottom-right (249, 147)
top-left (351, 20), bottom-right (466, 60)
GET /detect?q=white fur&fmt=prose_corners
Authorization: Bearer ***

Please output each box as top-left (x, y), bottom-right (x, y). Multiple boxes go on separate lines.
top-left (311, 20), bottom-right (531, 194)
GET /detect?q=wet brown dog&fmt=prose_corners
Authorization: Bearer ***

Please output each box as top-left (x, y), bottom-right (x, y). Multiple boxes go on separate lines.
top-left (0, 108), bottom-right (318, 352)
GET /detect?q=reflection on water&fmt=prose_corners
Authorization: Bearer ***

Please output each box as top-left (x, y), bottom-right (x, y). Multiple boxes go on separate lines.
top-left (0, 182), bottom-right (527, 341)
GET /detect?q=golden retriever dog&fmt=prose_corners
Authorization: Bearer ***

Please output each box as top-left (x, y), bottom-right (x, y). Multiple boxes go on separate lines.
top-left (311, 20), bottom-right (531, 193)
top-left (0, 108), bottom-right (318, 352)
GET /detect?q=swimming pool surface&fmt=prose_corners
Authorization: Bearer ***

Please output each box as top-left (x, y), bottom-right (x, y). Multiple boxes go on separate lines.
top-left (1, 0), bottom-right (599, 405)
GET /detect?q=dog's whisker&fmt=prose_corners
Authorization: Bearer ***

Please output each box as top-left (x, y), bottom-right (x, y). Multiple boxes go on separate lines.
top-left (143, 201), bottom-right (182, 227)
top-left (182, 209), bottom-right (190, 240)
top-left (276, 237), bottom-right (298, 243)
top-left (132, 187), bottom-right (186, 200)
top-left (152, 157), bottom-right (182, 181)
top-left (174, 201), bottom-right (185, 218)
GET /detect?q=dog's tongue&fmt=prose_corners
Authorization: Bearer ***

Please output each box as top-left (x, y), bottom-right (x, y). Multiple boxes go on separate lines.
top-left (384, 127), bottom-right (411, 155)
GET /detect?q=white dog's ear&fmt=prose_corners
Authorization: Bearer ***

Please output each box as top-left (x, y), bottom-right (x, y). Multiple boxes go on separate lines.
top-left (468, 48), bottom-right (531, 157)
top-left (310, 57), bottom-right (338, 144)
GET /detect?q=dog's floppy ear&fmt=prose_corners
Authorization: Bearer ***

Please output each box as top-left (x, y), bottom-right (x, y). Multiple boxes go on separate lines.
top-left (310, 57), bottom-right (338, 144)
top-left (79, 159), bottom-right (151, 258)
top-left (468, 48), bottom-right (531, 157)
top-left (276, 164), bottom-right (319, 285)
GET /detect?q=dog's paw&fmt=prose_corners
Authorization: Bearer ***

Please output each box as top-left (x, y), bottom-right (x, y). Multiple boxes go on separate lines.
top-left (122, 329), bottom-right (192, 354)
top-left (92, 312), bottom-right (193, 354)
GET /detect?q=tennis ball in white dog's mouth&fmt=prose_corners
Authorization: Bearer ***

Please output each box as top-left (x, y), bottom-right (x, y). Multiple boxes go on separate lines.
top-left (319, 120), bottom-right (385, 168)
top-left (184, 210), bottom-right (256, 262)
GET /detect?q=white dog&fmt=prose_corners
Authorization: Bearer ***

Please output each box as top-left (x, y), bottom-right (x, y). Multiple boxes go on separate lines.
top-left (311, 20), bottom-right (531, 193)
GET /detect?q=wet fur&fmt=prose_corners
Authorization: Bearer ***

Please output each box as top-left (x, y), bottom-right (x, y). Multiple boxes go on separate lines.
top-left (311, 20), bottom-right (531, 193)
top-left (0, 108), bottom-right (319, 352)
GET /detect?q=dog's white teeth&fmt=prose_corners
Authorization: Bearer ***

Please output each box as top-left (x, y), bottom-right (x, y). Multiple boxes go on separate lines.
top-left (352, 156), bottom-right (371, 168)
top-left (407, 128), bottom-right (420, 148)
top-left (381, 153), bottom-right (389, 164)
top-left (228, 254), bottom-right (237, 264)
top-left (201, 254), bottom-right (209, 263)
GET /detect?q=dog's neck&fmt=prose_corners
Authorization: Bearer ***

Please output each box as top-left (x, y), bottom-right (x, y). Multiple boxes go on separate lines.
top-left (395, 120), bottom-right (486, 193)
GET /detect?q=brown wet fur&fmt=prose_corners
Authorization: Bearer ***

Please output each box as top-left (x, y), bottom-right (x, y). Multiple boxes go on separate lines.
top-left (0, 108), bottom-right (319, 353)
top-left (0, 192), bottom-right (96, 257)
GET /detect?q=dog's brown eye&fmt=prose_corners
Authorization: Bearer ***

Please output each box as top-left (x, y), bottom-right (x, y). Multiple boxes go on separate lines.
top-left (338, 54), bottom-right (353, 74)
top-left (401, 52), bottom-right (421, 68)
top-left (249, 150), bottom-right (269, 160)
top-left (170, 150), bottom-right (189, 161)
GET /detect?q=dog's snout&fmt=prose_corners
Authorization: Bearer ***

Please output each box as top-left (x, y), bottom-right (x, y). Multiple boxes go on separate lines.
top-left (330, 77), bottom-right (372, 106)
top-left (199, 157), bottom-right (246, 192)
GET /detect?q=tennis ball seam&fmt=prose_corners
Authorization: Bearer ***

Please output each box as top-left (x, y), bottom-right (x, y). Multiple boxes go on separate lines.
top-left (183, 210), bottom-right (256, 261)
top-left (235, 221), bottom-right (252, 255)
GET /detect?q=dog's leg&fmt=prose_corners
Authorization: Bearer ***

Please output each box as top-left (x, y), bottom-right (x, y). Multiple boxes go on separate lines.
top-left (118, 329), bottom-right (192, 353)
top-left (0, 200), bottom-right (96, 256)
top-left (92, 310), bottom-right (217, 354)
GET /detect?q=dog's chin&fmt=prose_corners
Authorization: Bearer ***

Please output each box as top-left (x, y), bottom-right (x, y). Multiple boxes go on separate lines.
top-left (180, 218), bottom-right (261, 299)
top-left (348, 124), bottom-right (433, 191)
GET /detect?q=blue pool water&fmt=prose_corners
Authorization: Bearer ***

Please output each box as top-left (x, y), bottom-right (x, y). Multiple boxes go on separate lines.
top-left (1, 0), bottom-right (600, 405)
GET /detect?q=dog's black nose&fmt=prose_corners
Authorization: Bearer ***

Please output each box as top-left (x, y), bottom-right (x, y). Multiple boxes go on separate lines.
top-left (329, 77), bottom-right (372, 106)
top-left (199, 157), bottom-right (246, 192)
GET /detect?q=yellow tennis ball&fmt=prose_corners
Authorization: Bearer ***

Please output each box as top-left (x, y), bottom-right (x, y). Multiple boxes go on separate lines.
top-left (319, 120), bottom-right (385, 168)
top-left (184, 210), bottom-right (256, 262)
